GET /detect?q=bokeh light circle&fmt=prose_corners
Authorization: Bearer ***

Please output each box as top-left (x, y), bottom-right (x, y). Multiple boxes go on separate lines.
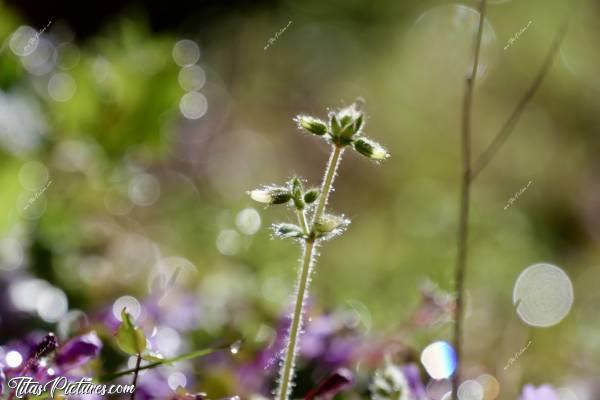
top-left (172, 39), bottom-right (200, 67)
top-left (128, 173), bottom-right (161, 206)
top-left (112, 296), bottom-right (142, 320)
top-left (476, 374), bottom-right (500, 400)
top-left (513, 263), bottom-right (574, 327)
top-left (178, 65), bottom-right (206, 91)
top-left (420, 341), bottom-right (457, 380)
top-left (9, 279), bottom-right (49, 312)
top-left (48, 73), bottom-right (77, 102)
top-left (167, 371), bottom-right (187, 391)
top-left (6, 350), bottom-right (23, 368)
top-left (235, 208), bottom-right (261, 235)
top-left (427, 380), bottom-right (452, 400)
top-left (406, 4), bottom-right (496, 80)
top-left (179, 92), bottom-right (208, 120)
top-left (154, 326), bottom-right (181, 357)
top-left (21, 38), bottom-right (56, 76)
top-left (58, 310), bottom-right (89, 340)
top-left (9, 26), bottom-right (38, 56)
top-left (458, 380), bottom-right (484, 400)
top-left (216, 229), bottom-right (242, 256)
top-left (57, 43), bottom-right (81, 70)
top-left (36, 287), bottom-right (68, 322)
top-left (19, 161), bottom-right (49, 190)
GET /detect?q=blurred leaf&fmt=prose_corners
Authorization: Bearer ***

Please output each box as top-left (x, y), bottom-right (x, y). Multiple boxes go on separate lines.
top-left (116, 308), bottom-right (146, 356)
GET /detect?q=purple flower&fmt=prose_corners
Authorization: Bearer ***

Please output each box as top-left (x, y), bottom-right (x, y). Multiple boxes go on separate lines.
top-left (402, 364), bottom-right (426, 400)
top-left (520, 384), bottom-right (561, 400)
top-left (299, 314), bottom-right (359, 366)
top-left (55, 331), bottom-right (103, 371)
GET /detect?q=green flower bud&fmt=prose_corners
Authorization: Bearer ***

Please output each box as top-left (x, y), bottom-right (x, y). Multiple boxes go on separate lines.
top-left (314, 214), bottom-right (350, 240)
top-left (295, 115), bottom-right (328, 136)
top-left (303, 188), bottom-right (320, 204)
top-left (352, 137), bottom-right (390, 161)
top-left (329, 103), bottom-right (365, 145)
top-left (289, 177), bottom-right (305, 210)
top-left (272, 223), bottom-right (306, 239)
top-left (248, 186), bottom-right (292, 205)
top-left (337, 104), bottom-right (361, 127)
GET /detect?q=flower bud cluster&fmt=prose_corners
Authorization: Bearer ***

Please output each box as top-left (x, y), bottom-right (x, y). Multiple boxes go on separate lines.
top-left (295, 101), bottom-right (390, 161)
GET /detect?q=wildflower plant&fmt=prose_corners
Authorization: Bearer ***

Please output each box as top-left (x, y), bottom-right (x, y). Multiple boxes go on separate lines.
top-left (248, 100), bottom-right (389, 400)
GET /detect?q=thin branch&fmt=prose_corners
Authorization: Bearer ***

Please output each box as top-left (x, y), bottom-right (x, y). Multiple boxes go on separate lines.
top-left (297, 209), bottom-right (309, 234)
top-left (130, 354), bottom-right (142, 400)
top-left (452, 0), bottom-right (487, 398)
top-left (97, 345), bottom-right (228, 382)
top-left (470, 18), bottom-right (570, 181)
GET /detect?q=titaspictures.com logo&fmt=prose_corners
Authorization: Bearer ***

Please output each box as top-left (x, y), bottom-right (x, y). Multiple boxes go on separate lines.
top-left (7, 376), bottom-right (135, 398)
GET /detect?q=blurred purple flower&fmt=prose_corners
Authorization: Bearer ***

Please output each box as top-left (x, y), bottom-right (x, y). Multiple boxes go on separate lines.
top-left (237, 310), bottom-right (362, 396)
top-left (304, 368), bottom-right (353, 400)
top-left (413, 280), bottom-right (454, 327)
top-left (520, 384), bottom-right (560, 400)
top-left (402, 364), bottom-right (426, 400)
top-left (300, 314), bottom-right (360, 366)
top-left (55, 331), bottom-right (102, 371)
top-left (144, 293), bottom-right (202, 332)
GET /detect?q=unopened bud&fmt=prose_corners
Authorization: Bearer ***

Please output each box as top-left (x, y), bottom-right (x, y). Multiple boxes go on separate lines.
top-left (248, 187), bottom-right (291, 205)
top-left (303, 189), bottom-right (320, 204)
top-left (314, 214), bottom-right (350, 240)
top-left (330, 103), bottom-right (365, 145)
top-left (352, 137), bottom-right (389, 161)
top-left (296, 115), bottom-right (328, 136)
top-left (272, 223), bottom-right (306, 239)
top-left (289, 177), bottom-right (306, 210)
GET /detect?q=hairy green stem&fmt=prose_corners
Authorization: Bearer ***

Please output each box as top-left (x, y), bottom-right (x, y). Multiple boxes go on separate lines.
top-left (277, 239), bottom-right (315, 400)
top-left (277, 144), bottom-right (344, 400)
top-left (312, 145), bottom-right (343, 226)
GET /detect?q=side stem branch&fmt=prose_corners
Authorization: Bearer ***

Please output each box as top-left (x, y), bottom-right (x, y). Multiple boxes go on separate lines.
top-left (452, 0), bottom-right (486, 398)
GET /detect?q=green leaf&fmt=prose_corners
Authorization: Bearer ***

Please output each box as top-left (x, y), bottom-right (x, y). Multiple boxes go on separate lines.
top-left (116, 308), bottom-right (147, 356)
